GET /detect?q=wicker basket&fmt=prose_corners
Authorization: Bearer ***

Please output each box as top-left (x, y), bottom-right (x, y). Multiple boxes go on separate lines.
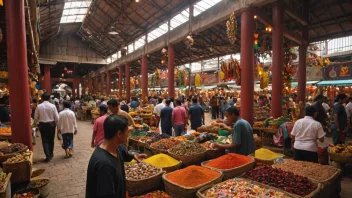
top-left (201, 157), bottom-right (255, 180)
top-left (249, 153), bottom-right (284, 165)
top-left (162, 170), bottom-right (223, 198)
top-left (13, 188), bottom-right (40, 198)
top-left (162, 161), bottom-right (182, 173)
top-left (205, 149), bottom-right (225, 160)
top-left (0, 146), bottom-right (28, 163)
top-left (126, 169), bottom-right (164, 196)
top-left (168, 151), bottom-right (206, 167)
top-left (329, 152), bottom-right (352, 164)
top-left (196, 177), bottom-right (320, 198)
top-left (150, 146), bottom-right (168, 155)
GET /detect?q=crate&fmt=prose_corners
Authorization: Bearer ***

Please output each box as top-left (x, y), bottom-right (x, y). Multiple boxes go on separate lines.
top-left (3, 152), bottom-right (33, 184)
top-left (0, 173), bottom-right (11, 198)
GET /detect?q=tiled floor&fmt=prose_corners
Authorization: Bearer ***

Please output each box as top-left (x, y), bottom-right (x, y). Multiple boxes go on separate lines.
top-left (32, 113), bottom-right (352, 198)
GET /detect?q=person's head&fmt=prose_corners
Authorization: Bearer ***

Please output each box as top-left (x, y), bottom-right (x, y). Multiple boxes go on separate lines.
top-left (170, 97), bottom-right (174, 102)
top-left (103, 114), bottom-right (129, 145)
top-left (101, 98), bottom-right (105, 102)
top-left (63, 100), bottom-right (71, 109)
top-left (225, 107), bottom-right (240, 123)
top-left (158, 98), bottom-right (163, 104)
top-left (32, 98), bottom-right (37, 107)
top-left (349, 97), bottom-right (352, 103)
top-left (42, 93), bottom-right (50, 101)
top-left (314, 94), bottom-right (324, 104)
top-left (165, 99), bottom-right (171, 106)
top-left (99, 104), bottom-right (108, 116)
top-left (176, 99), bottom-right (182, 106)
top-left (107, 99), bottom-right (120, 114)
top-left (336, 93), bottom-right (348, 104)
top-left (305, 105), bottom-right (317, 118)
top-left (192, 97), bottom-right (198, 104)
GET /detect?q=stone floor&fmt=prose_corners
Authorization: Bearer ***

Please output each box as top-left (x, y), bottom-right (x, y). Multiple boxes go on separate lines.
top-left (31, 113), bottom-right (352, 198)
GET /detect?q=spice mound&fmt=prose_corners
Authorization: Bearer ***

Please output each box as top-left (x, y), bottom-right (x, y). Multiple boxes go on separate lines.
top-left (168, 141), bottom-right (206, 156)
top-left (132, 190), bottom-right (172, 198)
top-left (244, 166), bottom-right (317, 196)
top-left (144, 154), bottom-right (179, 168)
top-left (3, 150), bottom-right (31, 164)
top-left (165, 165), bottom-right (220, 187)
top-left (0, 143), bottom-right (27, 155)
top-left (125, 162), bottom-right (161, 180)
top-left (273, 159), bottom-right (340, 182)
top-left (255, 148), bottom-right (281, 160)
top-left (150, 138), bottom-right (180, 151)
top-left (204, 178), bottom-right (290, 198)
top-left (205, 153), bottom-right (252, 169)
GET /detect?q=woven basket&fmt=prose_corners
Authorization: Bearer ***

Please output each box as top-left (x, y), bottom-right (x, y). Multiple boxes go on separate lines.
top-left (0, 146), bottom-right (28, 163)
top-left (150, 146), bottom-right (168, 155)
top-left (168, 151), bottom-right (206, 167)
top-left (196, 177), bottom-right (319, 198)
top-left (126, 169), bottom-right (164, 196)
top-left (13, 188), bottom-right (40, 198)
top-left (249, 153), bottom-right (284, 165)
top-left (162, 161), bottom-right (182, 173)
top-left (162, 170), bottom-right (223, 198)
top-left (329, 152), bottom-right (352, 164)
top-left (205, 149), bottom-right (225, 160)
top-left (201, 157), bottom-right (255, 181)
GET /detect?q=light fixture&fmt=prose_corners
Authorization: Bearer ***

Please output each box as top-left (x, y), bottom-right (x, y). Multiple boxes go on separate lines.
top-left (108, 31), bottom-right (119, 35)
top-left (254, 15), bottom-right (257, 19)
top-left (265, 26), bottom-right (272, 32)
top-left (135, 0), bottom-right (139, 2)
top-left (62, 73), bottom-right (64, 77)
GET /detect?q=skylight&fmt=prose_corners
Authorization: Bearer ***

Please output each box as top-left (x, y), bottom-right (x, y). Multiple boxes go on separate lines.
top-left (148, 22), bottom-right (168, 42)
top-left (60, 1), bottom-right (91, 23)
top-left (135, 36), bottom-right (146, 50)
top-left (170, 8), bottom-right (189, 30)
top-left (194, 0), bottom-right (222, 17)
top-left (127, 44), bottom-right (134, 54)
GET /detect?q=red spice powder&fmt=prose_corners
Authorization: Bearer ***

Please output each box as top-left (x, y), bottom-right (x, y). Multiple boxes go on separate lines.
top-left (205, 153), bottom-right (252, 169)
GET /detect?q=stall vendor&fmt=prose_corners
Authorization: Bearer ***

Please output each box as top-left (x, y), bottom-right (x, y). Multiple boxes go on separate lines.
top-left (212, 107), bottom-right (255, 155)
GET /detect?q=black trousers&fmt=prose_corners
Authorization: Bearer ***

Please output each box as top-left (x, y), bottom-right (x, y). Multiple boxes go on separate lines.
top-left (294, 149), bottom-right (318, 163)
top-left (211, 106), bottom-right (219, 119)
top-left (39, 122), bottom-right (56, 159)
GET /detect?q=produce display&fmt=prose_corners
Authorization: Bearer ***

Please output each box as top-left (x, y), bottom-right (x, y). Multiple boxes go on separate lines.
top-left (204, 154), bottom-right (252, 170)
top-left (29, 179), bottom-right (49, 188)
top-left (125, 162), bottom-right (161, 180)
top-left (254, 107), bottom-right (270, 121)
top-left (3, 150), bottom-right (31, 164)
top-left (132, 190), bottom-right (172, 198)
top-left (196, 133), bottom-right (217, 143)
top-left (13, 192), bottom-right (36, 198)
top-left (129, 130), bottom-right (147, 138)
top-left (0, 143), bottom-right (27, 155)
top-left (203, 178), bottom-right (289, 198)
top-left (0, 172), bottom-right (7, 189)
top-left (143, 154), bottom-right (179, 168)
top-left (148, 133), bottom-right (170, 144)
top-left (165, 165), bottom-right (220, 187)
top-left (168, 141), bottom-right (206, 156)
top-left (273, 159), bottom-right (340, 182)
top-left (254, 148), bottom-right (282, 160)
top-left (197, 125), bottom-right (221, 133)
top-left (330, 144), bottom-right (352, 156)
top-left (150, 138), bottom-right (180, 151)
top-left (244, 166), bottom-right (317, 196)
top-left (0, 127), bottom-right (11, 136)
top-left (213, 136), bottom-right (231, 144)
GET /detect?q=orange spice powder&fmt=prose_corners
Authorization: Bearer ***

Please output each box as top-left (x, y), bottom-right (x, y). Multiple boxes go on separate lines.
top-left (205, 153), bottom-right (252, 169)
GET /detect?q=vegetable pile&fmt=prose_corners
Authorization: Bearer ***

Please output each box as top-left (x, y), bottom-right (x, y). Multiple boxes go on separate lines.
top-left (150, 138), bottom-right (180, 151)
top-left (168, 141), bottom-right (206, 156)
top-left (0, 172), bottom-right (7, 189)
top-left (148, 133), bottom-right (170, 144)
top-left (243, 166), bottom-right (317, 196)
top-left (143, 154), bottom-right (179, 168)
top-left (205, 154), bottom-right (252, 169)
top-left (204, 178), bottom-right (289, 198)
top-left (29, 179), bottom-right (49, 188)
top-left (0, 143), bottom-right (27, 155)
top-left (273, 159), bottom-right (340, 182)
top-left (165, 165), bottom-right (220, 187)
top-left (3, 150), bottom-right (31, 164)
top-left (255, 148), bottom-right (281, 160)
top-left (132, 190), bottom-right (172, 198)
top-left (0, 127), bottom-right (11, 136)
top-left (13, 193), bottom-right (36, 198)
top-left (125, 162), bottom-right (161, 180)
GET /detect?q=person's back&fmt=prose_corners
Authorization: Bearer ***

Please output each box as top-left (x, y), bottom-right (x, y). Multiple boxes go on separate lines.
top-left (231, 119), bottom-right (255, 155)
top-left (58, 108), bottom-right (76, 132)
top-left (189, 102), bottom-right (204, 130)
top-left (131, 100), bottom-right (138, 109)
top-left (120, 104), bottom-right (129, 113)
top-left (160, 105), bottom-right (173, 136)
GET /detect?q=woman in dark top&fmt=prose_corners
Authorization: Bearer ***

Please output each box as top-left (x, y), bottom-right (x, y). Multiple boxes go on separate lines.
top-left (31, 99), bottom-right (38, 119)
top-left (0, 95), bottom-right (10, 123)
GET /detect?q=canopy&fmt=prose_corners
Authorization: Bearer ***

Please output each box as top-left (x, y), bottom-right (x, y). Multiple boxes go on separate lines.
top-left (317, 80), bottom-right (352, 86)
top-left (291, 81), bottom-right (320, 88)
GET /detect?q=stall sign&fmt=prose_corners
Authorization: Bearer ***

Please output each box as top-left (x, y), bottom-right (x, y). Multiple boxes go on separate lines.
top-left (204, 73), bottom-right (218, 85)
top-left (293, 65), bottom-right (323, 81)
top-left (323, 63), bottom-right (352, 80)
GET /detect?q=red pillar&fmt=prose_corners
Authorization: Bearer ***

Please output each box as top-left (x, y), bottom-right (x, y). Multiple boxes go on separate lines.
top-left (239, 9), bottom-right (255, 125)
top-left (6, 0), bottom-right (32, 150)
top-left (44, 65), bottom-right (51, 94)
top-left (100, 74), bottom-right (104, 95)
top-left (168, 45), bottom-right (175, 98)
top-left (271, 3), bottom-right (284, 118)
top-left (125, 64), bottom-right (131, 102)
top-left (106, 71), bottom-right (111, 96)
top-left (119, 66), bottom-right (123, 97)
top-left (88, 78), bottom-right (93, 94)
top-left (94, 77), bottom-right (99, 94)
top-left (141, 55), bottom-right (148, 101)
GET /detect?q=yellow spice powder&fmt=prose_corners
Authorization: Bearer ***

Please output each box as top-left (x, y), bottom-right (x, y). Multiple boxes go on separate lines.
top-left (144, 154), bottom-right (179, 168)
top-left (255, 148), bottom-right (281, 160)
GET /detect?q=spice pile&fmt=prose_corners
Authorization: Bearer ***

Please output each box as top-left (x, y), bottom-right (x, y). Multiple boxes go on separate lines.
top-left (143, 154), bottom-right (179, 168)
top-left (13, 192), bottom-right (36, 198)
top-left (150, 139), bottom-right (180, 151)
top-left (0, 143), bottom-right (27, 155)
top-left (125, 162), bottom-right (161, 180)
top-left (254, 148), bottom-right (281, 160)
top-left (205, 154), bottom-right (252, 169)
top-left (168, 141), bottom-right (206, 156)
top-left (273, 159), bottom-right (339, 182)
top-left (132, 191), bottom-right (172, 198)
top-left (0, 127), bottom-right (11, 136)
top-left (244, 166), bottom-right (317, 196)
top-left (204, 178), bottom-right (289, 197)
top-left (0, 172), bottom-right (7, 189)
top-left (148, 133), bottom-right (171, 144)
top-left (165, 165), bottom-right (220, 187)
top-left (3, 150), bottom-right (31, 164)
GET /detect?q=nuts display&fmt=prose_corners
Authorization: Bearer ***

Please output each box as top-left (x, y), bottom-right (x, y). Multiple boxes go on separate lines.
top-left (125, 162), bottom-right (161, 180)
top-left (3, 150), bottom-right (31, 164)
top-left (0, 143), bottom-right (27, 155)
top-left (168, 141), bottom-right (206, 156)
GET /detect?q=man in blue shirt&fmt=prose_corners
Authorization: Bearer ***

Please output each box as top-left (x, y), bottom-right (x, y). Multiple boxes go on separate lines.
top-left (188, 97), bottom-right (205, 130)
top-left (160, 99), bottom-right (173, 136)
top-left (213, 107), bottom-right (255, 155)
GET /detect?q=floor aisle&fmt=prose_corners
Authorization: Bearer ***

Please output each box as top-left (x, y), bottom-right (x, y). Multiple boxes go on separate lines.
top-left (32, 113), bottom-right (352, 198)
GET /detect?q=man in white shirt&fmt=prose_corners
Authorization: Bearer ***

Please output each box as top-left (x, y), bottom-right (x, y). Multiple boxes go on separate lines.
top-left (65, 94), bottom-right (71, 101)
top-left (346, 97), bottom-right (352, 133)
top-left (291, 106), bottom-right (325, 163)
top-left (58, 100), bottom-right (77, 158)
top-left (34, 93), bottom-right (59, 162)
top-left (153, 98), bottom-right (165, 127)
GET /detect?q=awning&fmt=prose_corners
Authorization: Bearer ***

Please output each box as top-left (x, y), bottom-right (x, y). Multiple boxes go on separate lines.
top-left (317, 80), bottom-right (352, 86)
top-left (291, 81), bottom-right (320, 88)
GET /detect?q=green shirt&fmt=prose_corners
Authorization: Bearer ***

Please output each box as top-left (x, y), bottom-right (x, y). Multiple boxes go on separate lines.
top-left (230, 118), bottom-right (255, 155)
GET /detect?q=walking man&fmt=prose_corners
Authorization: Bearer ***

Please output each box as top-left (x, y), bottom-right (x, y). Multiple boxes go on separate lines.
top-left (172, 99), bottom-right (187, 136)
top-left (188, 97), bottom-right (205, 130)
top-left (160, 100), bottom-right (173, 136)
top-left (34, 93), bottom-right (59, 162)
top-left (91, 105), bottom-right (109, 148)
